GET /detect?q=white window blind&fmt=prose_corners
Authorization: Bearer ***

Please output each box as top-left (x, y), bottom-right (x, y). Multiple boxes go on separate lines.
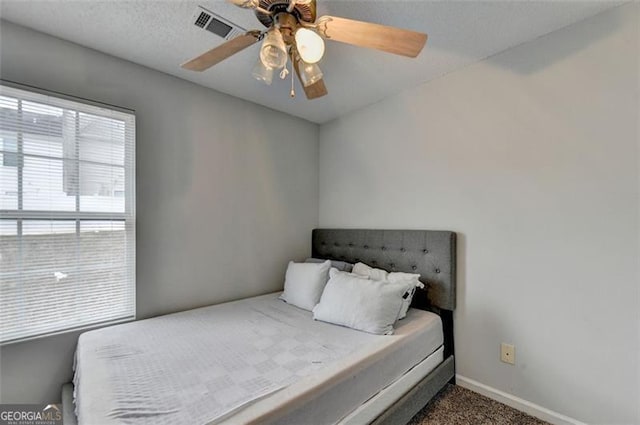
top-left (0, 83), bottom-right (135, 344)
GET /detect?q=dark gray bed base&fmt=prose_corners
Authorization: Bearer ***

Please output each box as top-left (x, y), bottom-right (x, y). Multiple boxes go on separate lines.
top-left (372, 357), bottom-right (454, 425)
top-left (312, 229), bottom-right (456, 424)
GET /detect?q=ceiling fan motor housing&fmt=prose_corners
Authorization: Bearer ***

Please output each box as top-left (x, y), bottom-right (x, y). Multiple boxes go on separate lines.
top-left (273, 13), bottom-right (299, 43)
top-left (255, 0), bottom-right (316, 28)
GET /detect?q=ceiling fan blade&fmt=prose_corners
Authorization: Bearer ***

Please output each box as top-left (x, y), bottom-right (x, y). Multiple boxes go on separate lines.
top-left (291, 53), bottom-right (328, 100)
top-left (316, 16), bottom-right (427, 58)
top-left (301, 77), bottom-right (328, 100)
top-left (181, 31), bottom-right (261, 72)
top-left (227, 0), bottom-right (259, 9)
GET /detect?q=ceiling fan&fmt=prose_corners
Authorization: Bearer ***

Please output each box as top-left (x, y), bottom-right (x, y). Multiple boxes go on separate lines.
top-left (181, 0), bottom-right (428, 100)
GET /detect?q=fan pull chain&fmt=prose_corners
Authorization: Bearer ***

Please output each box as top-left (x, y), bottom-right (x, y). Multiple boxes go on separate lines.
top-left (290, 63), bottom-right (295, 98)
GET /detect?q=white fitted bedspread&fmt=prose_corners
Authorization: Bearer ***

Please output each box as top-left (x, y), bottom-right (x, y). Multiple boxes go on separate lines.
top-left (74, 293), bottom-right (442, 425)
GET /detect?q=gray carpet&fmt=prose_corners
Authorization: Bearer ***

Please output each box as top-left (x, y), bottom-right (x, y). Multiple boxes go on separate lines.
top-left (408, 385), bottom-right (550, 425)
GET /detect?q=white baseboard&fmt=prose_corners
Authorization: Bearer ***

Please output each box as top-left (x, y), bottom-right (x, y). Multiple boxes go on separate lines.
top-left (456, 375), bottom-right (588, 425)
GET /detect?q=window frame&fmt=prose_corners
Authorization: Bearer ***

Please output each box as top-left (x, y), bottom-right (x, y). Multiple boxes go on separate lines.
top-left (0, 80), bottom-right (136, 345)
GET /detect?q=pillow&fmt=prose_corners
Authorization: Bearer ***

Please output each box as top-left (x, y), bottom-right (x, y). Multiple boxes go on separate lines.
top-left (312, 272), bottom-right (406, 335)
top-left (329, 267), bottom-right (367, 279)
top-left (388, 272), bottom-right (425, 319)
top-left (280, 260), bottom-right (331, 311)
top-left (305, 258), bottom-right (353, 272)
top-left (352, 262), bottom-right (389, 281)
top-left (353, 266), bottom-right (424, 319)
top-left (388, 272), bottom-right (421, 283)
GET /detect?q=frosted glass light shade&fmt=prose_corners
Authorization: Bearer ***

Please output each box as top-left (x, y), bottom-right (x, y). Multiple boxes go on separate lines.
top-left (252, 58), bottom-right (274, 85)
top-left (260, 29), bottom-right (288, 70)
top-left (298, 60), bottom-right (323, 87)
top-left (295, 28), bottom-right (325, 64)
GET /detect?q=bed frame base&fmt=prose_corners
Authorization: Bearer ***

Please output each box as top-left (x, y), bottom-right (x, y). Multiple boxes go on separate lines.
top-left (371, 355), bottom-right (454, 425)
top-left (62, 383), bottom-right (77, 425)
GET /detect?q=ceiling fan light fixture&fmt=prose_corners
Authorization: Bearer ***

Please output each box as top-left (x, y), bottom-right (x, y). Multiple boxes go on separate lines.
top-left (252, 58), bottom-right (274, 85)
top-left (298, 59), bottom-right (323, 87)
top-left (183, 0), bottom-right (428, 101)
top-left (295, 28), bottom-right (325, 64)
top-left (260, 28), bottom-right (288, 69)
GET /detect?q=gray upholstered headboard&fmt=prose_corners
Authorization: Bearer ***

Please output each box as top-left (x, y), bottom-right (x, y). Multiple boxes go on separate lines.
top-left (312, 229), bottom-right (456, 311)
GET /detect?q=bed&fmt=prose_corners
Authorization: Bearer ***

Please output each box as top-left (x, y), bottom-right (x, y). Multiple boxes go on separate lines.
top-left (63, 229), bottom-right (456, 425)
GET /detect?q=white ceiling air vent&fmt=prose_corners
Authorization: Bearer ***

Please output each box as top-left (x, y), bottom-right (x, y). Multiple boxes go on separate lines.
top-left (192, 6), bottom-right (246, 41)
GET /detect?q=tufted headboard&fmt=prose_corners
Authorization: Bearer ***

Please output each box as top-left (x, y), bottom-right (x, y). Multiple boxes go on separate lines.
top-left (312, 229), bottom-right (456, 311)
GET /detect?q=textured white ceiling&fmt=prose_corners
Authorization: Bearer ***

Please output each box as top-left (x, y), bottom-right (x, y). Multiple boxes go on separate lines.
top-left (0, 1), bottom-right (622, 123)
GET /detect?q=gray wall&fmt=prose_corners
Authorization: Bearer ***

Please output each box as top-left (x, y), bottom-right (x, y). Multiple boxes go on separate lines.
top-left (0, 20), bottom-right (319, 403)
top-left (319, 4), bottom-right (639, 425)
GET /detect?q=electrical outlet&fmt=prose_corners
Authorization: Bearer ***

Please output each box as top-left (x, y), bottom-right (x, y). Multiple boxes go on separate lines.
top-left (501, 343), bottom-right (515, 365)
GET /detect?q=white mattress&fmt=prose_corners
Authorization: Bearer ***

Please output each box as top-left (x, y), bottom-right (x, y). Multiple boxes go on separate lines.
top-left (74, 293), bottom-right (442, 425)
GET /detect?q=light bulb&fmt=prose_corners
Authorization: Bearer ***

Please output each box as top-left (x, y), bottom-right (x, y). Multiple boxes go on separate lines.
top-left (260, 29), bottom-right (288, 70)
top-left (252, 58), bottom-right (274, 85)
top-left (298, 59), bottom-right (323, 87)
top-left (295, 28), bottom-right (325, 64)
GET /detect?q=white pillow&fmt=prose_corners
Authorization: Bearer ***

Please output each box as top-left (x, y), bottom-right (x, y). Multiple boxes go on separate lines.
top-left (352, 262), bottom-right (389, 281)
top-left (305, 258), bottom-right (353, 272)
top-left (312, 272), bottom-right (406, 335)
top-left (389, 272), bottom-right (425, 319)
top-left (352, 266), bottom-right (424, 319)
top-left (280, 260), bottom-right (331, 311)
top-left (329, 267), bottom-right (368, 280)
top-left (388, 272), bottom-right (421, 283)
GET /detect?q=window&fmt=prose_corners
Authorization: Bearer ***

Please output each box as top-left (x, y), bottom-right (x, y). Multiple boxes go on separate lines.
top-left (0, 83), bottom-right (135, 344)
top-left (2, 134), bottom-right (17, 167)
